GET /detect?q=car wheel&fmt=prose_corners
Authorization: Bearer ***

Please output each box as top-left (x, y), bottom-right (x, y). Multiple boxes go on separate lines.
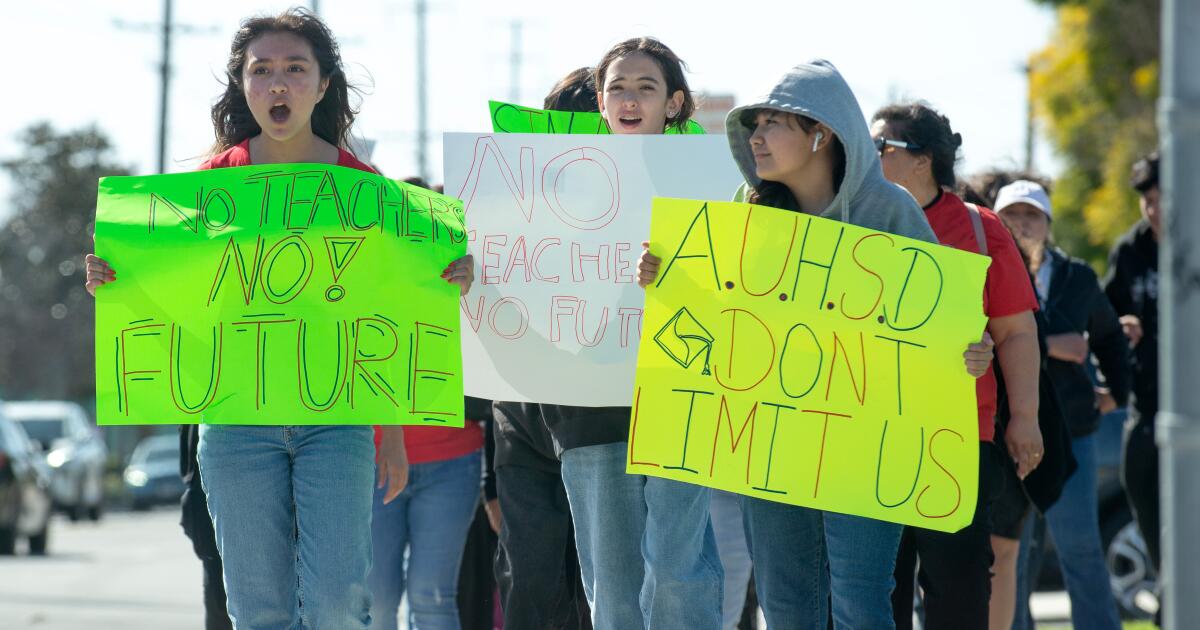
top-left (28, 524), bottom-right (49, 555)
top-left (88, 504), bottom-right (102, 521)
top-left (1102, 504), bottom-right (1157, 620)
top-left (0, 527), bottom-right (15, 555)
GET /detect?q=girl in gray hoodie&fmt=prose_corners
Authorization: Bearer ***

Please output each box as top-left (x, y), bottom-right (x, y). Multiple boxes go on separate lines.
top-left (637, 59), bottom-right (994, 630)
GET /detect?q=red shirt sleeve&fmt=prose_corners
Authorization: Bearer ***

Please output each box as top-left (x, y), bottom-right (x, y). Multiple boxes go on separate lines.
top-left (337, 149), bottom-right (377, 174)
top-left (980, 209), bottom-right (1039, 318)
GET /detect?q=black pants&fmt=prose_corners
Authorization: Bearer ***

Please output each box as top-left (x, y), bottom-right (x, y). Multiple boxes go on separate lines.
top-left (495, 463), bottom-right (590, 630)
top-left (201, 557), bottom-right (232, 630)
top-left (183, 482), bottom-right (232, 630)
top-left (1122, 406), bottom-right (1160, 572)
top-left (892, 443), bottom-right (1003, 630)
top-left (457, 500), bottom-right (500, 630)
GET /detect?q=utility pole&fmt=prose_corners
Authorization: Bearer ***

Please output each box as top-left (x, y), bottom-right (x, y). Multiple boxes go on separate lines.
top-left (310, 0), bottom-right (320, 15)
top-left (157, 0), bottom-right (171, 175)
top-left (115, 0), bottom-right (215, 174)
top-left (1022, 62), bottom-right (1035, 173)
top-left (415, 0), bottom-right (429, 181)
top-left (1157, 0), bottom-right (1200, 626)
top-left (509, 21), bottom-right (522, 104)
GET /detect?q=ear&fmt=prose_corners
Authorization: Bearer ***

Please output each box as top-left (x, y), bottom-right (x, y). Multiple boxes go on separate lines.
top-left (667, 89), bottom-right (685, 119)
top-left (913, 152), bottom-right (933, 178)
top-left (814, 123), bottom-right (835, 150)
top-left (317, 76), bottom-right (331, 102)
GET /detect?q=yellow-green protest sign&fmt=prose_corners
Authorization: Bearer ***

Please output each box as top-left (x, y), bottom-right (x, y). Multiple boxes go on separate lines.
top-left (489, 100), bottom-right (706, 135)
top-left (94, 164), bottom-right (468, 426)
top-left (629, 198), bottom-right (991, 532)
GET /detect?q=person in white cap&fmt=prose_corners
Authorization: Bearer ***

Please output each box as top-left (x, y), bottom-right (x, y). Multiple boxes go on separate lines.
top-left (994, 179), bottom-right (1131, 630)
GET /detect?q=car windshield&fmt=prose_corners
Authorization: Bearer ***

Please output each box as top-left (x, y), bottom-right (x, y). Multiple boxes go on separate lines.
top-left (131, 441), bottom-right (178, 466)
top-left (13, 418), bottom-right (64, 447)
top-left (146, 448), bottom-right (178, 465)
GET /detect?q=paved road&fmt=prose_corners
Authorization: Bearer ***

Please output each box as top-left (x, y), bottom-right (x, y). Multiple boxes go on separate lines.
top-left (0, 506), bottom-right (1100, 629)
top-left (0, 508), bottom-right (205, 629)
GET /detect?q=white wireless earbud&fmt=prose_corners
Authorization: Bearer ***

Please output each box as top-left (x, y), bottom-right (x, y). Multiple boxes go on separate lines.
top-left (812, 132), bottom-right (824, 152)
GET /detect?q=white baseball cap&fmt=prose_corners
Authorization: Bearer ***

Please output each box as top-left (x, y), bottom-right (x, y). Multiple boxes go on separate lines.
top-left (994, 180), bottom-right (1052, 219)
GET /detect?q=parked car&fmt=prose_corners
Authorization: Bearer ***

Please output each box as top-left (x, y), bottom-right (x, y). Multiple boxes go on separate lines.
top-left (1033, 407), bottom-right (1157, 619)
top-left (3, 401), bottom-right (107, 521)
top-left (124, 435), bottom-right (183, 510)
top-left (0, 409), bottom-right (53, 555)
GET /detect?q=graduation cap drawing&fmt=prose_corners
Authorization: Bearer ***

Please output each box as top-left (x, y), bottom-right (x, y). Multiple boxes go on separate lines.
top-left (653, 307), bottom-right (715, 375)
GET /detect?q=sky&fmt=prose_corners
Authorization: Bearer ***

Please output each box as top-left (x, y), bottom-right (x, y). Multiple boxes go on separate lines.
top-left (0, 0), bottom-right (1059, 224)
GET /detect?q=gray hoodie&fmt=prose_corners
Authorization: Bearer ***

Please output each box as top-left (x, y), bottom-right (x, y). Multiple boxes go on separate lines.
top-left (725, 59), bottom-right (936, 244)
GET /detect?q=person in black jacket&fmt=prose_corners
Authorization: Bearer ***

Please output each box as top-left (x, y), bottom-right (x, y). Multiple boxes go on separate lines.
top-left (994, 180), bottom-right (1130, 630)
top-left (1104, 152), bottom-right (1162, 582)
top-left (489, 68), bottom-right (598, 630)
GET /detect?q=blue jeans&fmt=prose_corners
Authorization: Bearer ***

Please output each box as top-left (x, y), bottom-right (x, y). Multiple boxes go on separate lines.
top-left (742, 497), bottom-right (902, 630)
top-left (560, 442), bottom-right (723, 630)
top-left (1014, 434), bottom-right (1121, 630)
top-left (369, 450), bottom-right (482, 630)
top-left (710, 490), bottom-right (753, 630)
top-left (198, 425), bottom-right (375, 630)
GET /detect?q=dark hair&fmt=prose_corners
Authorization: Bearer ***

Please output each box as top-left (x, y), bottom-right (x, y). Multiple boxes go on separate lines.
top-left (544, 67), bottom-right (599, 112)
top-left (738, 109), bottom-right (847, 212)
top-left (872, 102), bottom-right (962, 188)
top-left (403, 176), bottom-right (430, 189)
top-left (594, 37), bottom-right (695, 133)
top-left (1130, 151), bottom-right (1159, 193)
top-left (209, 8), bottom-right (358, 155)
top-left (958, 169), bottom-right (1052, 208)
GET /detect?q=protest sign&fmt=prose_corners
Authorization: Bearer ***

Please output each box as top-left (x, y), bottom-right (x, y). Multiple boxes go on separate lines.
top-left (489, 100), bottom-right (706, 135)
top-left (628, 198), bottom-right (991, 532)
top-left (443, 133), bottom-right (742, 405)
top-left (94, 164), bottom-right (467, 426)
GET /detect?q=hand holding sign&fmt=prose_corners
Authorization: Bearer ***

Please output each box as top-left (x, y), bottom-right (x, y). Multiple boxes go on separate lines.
top-left (85, 254), bottom-right (117, 296)
top-left (963, 333), bottom-right (995, 377)
top-left (637, 241), bottom-right (661, 288)
top-left (441, 254), bottom-right (476, 295)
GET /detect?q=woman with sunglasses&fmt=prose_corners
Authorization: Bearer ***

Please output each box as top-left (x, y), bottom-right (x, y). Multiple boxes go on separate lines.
top-left (869, 103), bottom-right (1044, 630)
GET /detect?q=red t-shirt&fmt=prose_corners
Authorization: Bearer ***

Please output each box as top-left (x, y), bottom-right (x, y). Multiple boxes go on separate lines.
top-left (924, 191), bottom-right (1038, 443)
top-left (372, 421), bottom-right (485, 465)
top-left (201, 138), bottom-right (484, 463)
top-left (199, 138), bottom-right (376, 172)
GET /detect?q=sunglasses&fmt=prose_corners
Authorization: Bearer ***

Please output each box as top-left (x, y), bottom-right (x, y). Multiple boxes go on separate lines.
top-left (874, 137), bottom-right (922, 156)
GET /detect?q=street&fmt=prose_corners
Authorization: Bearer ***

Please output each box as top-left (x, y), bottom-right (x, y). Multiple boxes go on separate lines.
top-left (0, 507), bottom-right (1102, 629)
top-left (0, 509), bottom-right (204, 629)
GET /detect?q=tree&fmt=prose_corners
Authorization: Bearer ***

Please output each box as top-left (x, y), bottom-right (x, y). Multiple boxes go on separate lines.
top-left (0, 124), bottom-right (131, 402)
top-left (1028, 0), bottom-right (1160, 267)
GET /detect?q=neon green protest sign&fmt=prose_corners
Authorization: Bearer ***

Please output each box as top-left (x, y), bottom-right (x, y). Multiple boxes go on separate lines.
top-left (93, 164), bottom-right (467, 426)
top-left (489, 100), bottom-right (706, 135)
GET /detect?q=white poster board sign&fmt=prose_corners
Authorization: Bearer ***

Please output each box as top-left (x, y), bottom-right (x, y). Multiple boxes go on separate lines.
top-left (443, 133), bottom-right (743, 405)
